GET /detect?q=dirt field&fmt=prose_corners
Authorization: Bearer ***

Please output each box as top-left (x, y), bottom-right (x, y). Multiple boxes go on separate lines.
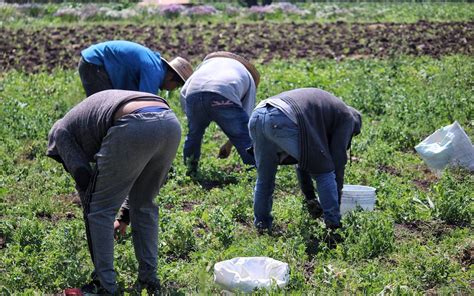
top-left (1, 21), bottom-right (472, 72)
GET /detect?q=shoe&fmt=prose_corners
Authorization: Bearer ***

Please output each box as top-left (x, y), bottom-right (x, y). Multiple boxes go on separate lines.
top-left (185, 159), bottom-right (198, 178)
top-left (81, 280), bottom-right (115, 295)
top-left (324, 223), bottom-right (343, 248)
top-left (255, 222), bottom-right (272, 235)
top-left (305, 199), bottom-right (323, 219)
top-left (325, 231), bottom-right (343, 248)
top-left (132, 279), bottom-right (161, 295)
top-left (325, 221), bottom-right (342, 230)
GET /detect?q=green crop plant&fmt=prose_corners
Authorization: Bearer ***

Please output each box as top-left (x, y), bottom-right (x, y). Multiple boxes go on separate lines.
top-left (338, 211), bottom-right (395, 261)
top-left (160, 213), bottom-right (196, 259)
top-left (208, 206), bottom-right (236, 248)
top-left (433, 169), bottom-right (473, 226)
top-left (1, 53), bottom-right (473, 293)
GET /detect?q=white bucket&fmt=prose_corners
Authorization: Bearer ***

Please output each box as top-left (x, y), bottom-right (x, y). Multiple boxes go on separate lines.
top-left (340, 185), bottom-right (376, 215)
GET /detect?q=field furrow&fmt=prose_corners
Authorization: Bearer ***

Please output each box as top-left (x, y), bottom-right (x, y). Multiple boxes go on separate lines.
top-left (1, 21), bottom-right (472, 72)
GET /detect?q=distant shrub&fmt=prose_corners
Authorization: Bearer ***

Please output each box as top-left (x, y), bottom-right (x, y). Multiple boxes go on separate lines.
top-left (270, 2), bottom-right (309, 15)
top-left (159, 4), bottom-right (185, 18)
top-left (224, 5), bottom-right (240, 16)
top-left (53, 6), bottom-right (81, 20)
top-left (248, 5), bottom-right (275, 15)
top-left (184, 5), bottom-right (217, 17)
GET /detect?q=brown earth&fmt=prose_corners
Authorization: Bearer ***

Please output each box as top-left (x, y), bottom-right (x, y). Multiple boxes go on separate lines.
top-left (1, 21), bottom-right (472, 73)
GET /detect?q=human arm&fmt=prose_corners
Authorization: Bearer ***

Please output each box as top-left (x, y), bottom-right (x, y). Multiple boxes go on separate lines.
top-left (296, 167), bottom-right (317, 200)
top-left (114, 198), bottom-right (130, 238)
top-left (52, 128), bottom-right (93, 194)
top-left (218, 140), bottom-right (233, 159)
top-left (329, 122), bottom-right (354, 204)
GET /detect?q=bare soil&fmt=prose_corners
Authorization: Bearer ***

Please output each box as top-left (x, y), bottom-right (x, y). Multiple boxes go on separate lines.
top-left (1, 21), bottom-right (472, 72)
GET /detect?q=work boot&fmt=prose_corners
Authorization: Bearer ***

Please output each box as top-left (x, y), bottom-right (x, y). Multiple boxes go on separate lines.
top-left (304, 199), bottom-right (323, 219)
top-left (132, 278), bottom-right (161, 295)
top-left (185, 158), bottom-right (199, 178)
top-left (255, 221), bottom-right (272, 235)
top-left (81, 279), bottom-right (120, 295)
top-left (324, 222), bottom-right (343, 248)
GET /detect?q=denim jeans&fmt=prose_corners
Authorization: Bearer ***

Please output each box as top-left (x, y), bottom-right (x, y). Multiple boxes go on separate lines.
top-left (248, 106), bottom-right (341, 229)
top-left (183, 92), bottom-right (255, 170)
top-left (296, 168), bottom-right (341, 227)
top-left (78, 57), bottom-right (113, 97)
top-left (86, 111), bottom-right (181, 293)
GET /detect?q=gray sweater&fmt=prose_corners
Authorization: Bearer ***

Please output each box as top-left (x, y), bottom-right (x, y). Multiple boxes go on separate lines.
top-left (47, 90), bottom-right (167, 191)
top-left (180, 57), bottom-right (256, 115)
top-left (276, 88), bottom-right (362, 198)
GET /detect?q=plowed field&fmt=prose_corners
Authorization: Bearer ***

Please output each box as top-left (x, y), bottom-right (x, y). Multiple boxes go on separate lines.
top-left (1, 21), bottom-right (472, 72)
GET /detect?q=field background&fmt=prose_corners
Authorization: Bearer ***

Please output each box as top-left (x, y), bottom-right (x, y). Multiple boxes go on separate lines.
top-left (0, 1), bottom-right (473, 294)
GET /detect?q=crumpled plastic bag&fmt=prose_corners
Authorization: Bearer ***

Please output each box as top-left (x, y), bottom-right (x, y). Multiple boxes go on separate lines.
top-left (214, 257), bottom-right (290, 293)
top-left (415, 121), bottom-right (474, 171)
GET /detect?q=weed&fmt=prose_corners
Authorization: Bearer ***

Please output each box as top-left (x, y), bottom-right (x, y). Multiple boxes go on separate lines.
top-left (433, 168), bottom-right (473, 226)
top-left (340, 211), bottom-right (395, 261)
top-left (1, 56), bottom-right (472, 293)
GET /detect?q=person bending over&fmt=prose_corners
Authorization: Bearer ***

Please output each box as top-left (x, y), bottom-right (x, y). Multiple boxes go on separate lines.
top-left (248, 88), bottom-right (362, 233)
top-left (180, 51), bottom-right (260, 176)
top-left (47, 89), bottom-right (181, 294)
top-left (79, 40), bottom-right (193, 96)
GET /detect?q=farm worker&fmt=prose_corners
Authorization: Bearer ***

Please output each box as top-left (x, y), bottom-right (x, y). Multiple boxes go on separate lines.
top-left (180, 51), bottom-right (260, 176)
top-left (78, 40), bottom-right (193, 96)
top-left (46, 90), bottom-right (181, 294)
top-left (248, 88), bottom-right (362, 233)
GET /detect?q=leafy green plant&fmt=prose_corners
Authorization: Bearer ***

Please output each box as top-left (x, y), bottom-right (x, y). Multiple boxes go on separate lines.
top-left (339, 211), bottom-right (395, 261)
top-left (1, 54), bottom-right (473, 294)
top-left (209, 206), bottom-right (236, 248)
top-left (433, 169), bottom-right (473, 226)
top-left (160, 214), bottom-right (196, 259)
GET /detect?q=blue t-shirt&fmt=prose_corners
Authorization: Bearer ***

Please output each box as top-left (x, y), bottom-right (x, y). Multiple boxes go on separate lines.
top-left (81, 40), bottom-right (167, 94)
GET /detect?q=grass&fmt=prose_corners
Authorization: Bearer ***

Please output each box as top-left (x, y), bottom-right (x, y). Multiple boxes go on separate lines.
top-left (0, 2), bottom-right (473, 28)
top-left (1, 55), bottom-right (473, 294)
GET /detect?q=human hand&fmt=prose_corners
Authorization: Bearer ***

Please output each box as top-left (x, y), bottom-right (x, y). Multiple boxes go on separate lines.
top-left (114, 220), bottom-right (128, 239)
top-left (218, 140), bottom-right (233, 159)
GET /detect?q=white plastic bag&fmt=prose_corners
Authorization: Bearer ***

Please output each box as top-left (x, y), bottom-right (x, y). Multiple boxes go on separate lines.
top-left (415, 121), bottom-right (474, 171)
top-left (214, 257), bottom-right (290, 293)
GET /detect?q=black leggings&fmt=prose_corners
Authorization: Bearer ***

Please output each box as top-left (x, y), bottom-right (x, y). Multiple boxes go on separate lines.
top-left (78, 57), bottom-right (113, 97)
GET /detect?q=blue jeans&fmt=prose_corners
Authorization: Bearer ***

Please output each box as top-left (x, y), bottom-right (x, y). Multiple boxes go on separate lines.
top-left (183, 92), bottom-right (255, 169)
top-left (248, 106), bottom-right (340, 229)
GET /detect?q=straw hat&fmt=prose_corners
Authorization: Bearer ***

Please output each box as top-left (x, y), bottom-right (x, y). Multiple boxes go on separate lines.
top-left (161, 57), bottom-right (193, 83)
top-left (203, 51), bottom-right (260, 87)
